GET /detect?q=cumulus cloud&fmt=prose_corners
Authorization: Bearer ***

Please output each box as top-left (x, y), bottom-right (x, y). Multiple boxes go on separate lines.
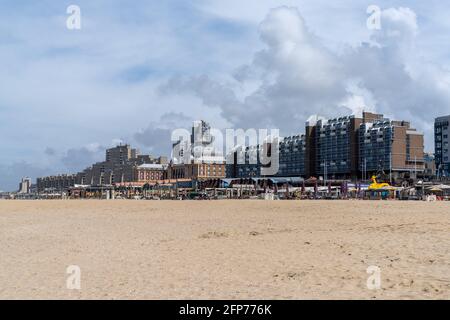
top-left (160, 6), bottom-right (450, 148)
top-left (133, 112), bottom-right (193, 156)
top-left (344, 7), bottom-right (450, 148)
top-left (160, 7), bottom-right (363, 134)
top-left (0, 0), bottom-right (252, 187)
top-left (0, 162), bottom-right (51, 192)
top-left (61, 143), bottom-right (105, 172)
top-left (0, 145), bottom-right (106, 191)
top-left (2, 3), bottom-right (449, 190)
top-left (375, 7), bottom-right (418, 51)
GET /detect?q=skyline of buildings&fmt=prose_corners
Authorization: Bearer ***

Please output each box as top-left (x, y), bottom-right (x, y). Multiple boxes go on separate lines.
top-left (227, 112), bottom-right (427, 182)
top-left (37, 145), bottom-right (169, 193)
top-left (29, 111), bottom-right (450, 193)
top-left (36, 122), bottom-right (228, 193)
top-left (2, 3), bottom-right (450, 195)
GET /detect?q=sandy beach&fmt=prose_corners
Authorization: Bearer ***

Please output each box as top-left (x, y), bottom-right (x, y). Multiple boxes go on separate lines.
top-left (0, 200), bottom-right (449, 300)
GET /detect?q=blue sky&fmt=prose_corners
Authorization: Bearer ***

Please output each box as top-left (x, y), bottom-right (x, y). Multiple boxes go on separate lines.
top-left (1, 0), bottom-right (450, 190)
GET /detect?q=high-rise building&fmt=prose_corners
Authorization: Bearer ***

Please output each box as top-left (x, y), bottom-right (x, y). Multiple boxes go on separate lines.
top-left (225, 136), bottom-right (305, 179)
top-left (435, 115), bottom-right (450, 177)
top-left (359, 120), bottom-right (393, 178)
top-left (226, 112), bottom-right (425, 181)
top-left (304, 118), bottom-right (318, 178)
top-left (37, 144), bottom-right (167, 191)
top-left (226, 145), bottom-right (263, 178)
top-left (79, 146), bottom-right (167, 186)
top-left (18, 177), bottom-right (32, 194)
top-left (37, 175), bottom-right (76, 193)
top-left (359, 114), bottom-right (425, 180)
top-left (314, 116), bottom-right (362, 179)
top-left (173, 120), bottom-right (225, 165)
top-left (278, 135), bottom-right (306, 177)
top-left (105, 144), bottom-right (138, 165)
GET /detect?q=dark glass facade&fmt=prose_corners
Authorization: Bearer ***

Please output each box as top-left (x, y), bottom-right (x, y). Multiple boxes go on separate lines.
top-left (359, 120), bottom-right (393, 173)
top-left (278, 135), bottom-right (306, 177)
top-left (435, 116), bottom-right (450, 177)
top-left (315, 117), bottom-right (355, 177)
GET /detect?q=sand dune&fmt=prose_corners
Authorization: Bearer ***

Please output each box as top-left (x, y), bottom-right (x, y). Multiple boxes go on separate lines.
top-left (0, 200), bottom-right (449, 300)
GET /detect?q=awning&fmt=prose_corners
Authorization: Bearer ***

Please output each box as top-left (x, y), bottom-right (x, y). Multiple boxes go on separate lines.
top-left (269, 177), bottom-right (305, 184)
top-left (427, 184), bottom-right (450, 190)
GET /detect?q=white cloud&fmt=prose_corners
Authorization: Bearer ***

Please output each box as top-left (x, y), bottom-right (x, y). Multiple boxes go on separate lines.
top-left (161, 7), bottom-right (351, 134)
top-left (133, 112), bottom-right (194, 157)
top-left (2, 2), bottom-right (450, 189)
top-left (161, 6), bottom-right (450, 151)
top-left (61, 144), bottom-right (105, 172)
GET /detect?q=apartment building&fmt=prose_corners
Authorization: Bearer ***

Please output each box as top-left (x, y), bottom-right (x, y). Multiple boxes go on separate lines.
top-left (79, 150), bottom-right (168, 185)
top-left (170, 162), bottom-right (226, 180)
top-left (134, 164), bottom-right (169, 182)
top-left (435, 115), bottom-right (450, 177)
top-left (314, 116), bottom-right (362, 179)
top-left (278, 135), bottom-right (306, 177)
top-left (225, 112), bottom-right (425, 181)
top-left (106, 144), bottom-right (138, 165)
top-left (225, 135), bottom-right (305, 179)
top-left (36, 116), bottom-right (425, 185)
top-left (37, 145), bottom-right (168, 191)
top-left (226, 145), bottom-right (262, 178)
top-left (37, 174), bottom-right (77, 193)
top-left (359, 115), bottom-right (425, 179)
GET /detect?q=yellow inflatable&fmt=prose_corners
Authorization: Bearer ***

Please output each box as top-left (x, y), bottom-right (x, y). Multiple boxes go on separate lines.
top-left (368, 176), bottom-right (390, 190)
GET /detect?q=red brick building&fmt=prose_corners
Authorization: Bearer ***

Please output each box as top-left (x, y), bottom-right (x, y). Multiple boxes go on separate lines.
top-left (134, 164), bottom-right (169, 182)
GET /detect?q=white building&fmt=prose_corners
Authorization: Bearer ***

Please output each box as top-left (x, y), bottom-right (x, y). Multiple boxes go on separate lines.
top-left (18, 177), bottom-right (32, 194)
top-left (172, 120), bottom-right (224, 165)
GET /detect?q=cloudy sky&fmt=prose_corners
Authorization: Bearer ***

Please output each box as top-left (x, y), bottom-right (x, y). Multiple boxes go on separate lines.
top-left (1, 0), bottom-right (449, 191)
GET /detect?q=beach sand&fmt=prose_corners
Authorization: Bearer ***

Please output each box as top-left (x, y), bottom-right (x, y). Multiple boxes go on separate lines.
top-left (0, 200), bottom-right (449, 300)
